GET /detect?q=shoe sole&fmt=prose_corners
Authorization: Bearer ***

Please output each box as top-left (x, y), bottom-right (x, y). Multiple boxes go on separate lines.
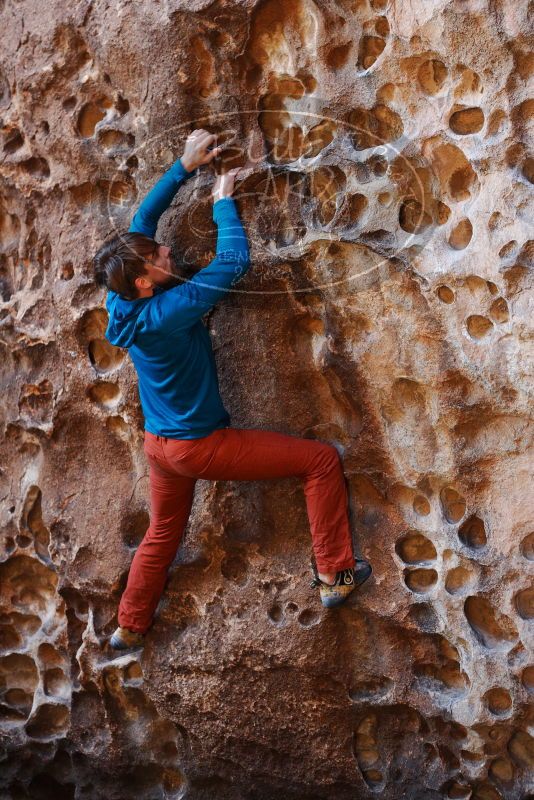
top-left (109, 635), bottom-right (144, 650)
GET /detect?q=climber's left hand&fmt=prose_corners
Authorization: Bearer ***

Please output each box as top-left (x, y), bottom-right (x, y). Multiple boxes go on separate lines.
top-left (180, 129), bottom-right (222, 172)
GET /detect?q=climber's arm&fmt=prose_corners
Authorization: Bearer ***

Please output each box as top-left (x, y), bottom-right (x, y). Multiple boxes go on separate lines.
top-left (128, 130), bottom-right (223, 239)
top-left (148, 196), bottom-right (250, 333)
top-left (128, 157), bottom-right (197, 238)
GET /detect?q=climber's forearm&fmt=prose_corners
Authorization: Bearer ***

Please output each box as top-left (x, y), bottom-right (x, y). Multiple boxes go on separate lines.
top-left (128, 157), bottom-right (197, 238)
top-left (179, 154), bottom-right (196, 173)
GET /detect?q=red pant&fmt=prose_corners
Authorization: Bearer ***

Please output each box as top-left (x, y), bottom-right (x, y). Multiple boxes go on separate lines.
top-left (118, 427), bottom-right (356, 633)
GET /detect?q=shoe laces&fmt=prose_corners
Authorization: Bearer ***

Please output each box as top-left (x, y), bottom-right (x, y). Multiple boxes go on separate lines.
top-left (310, 567), bottom-right (354, 589)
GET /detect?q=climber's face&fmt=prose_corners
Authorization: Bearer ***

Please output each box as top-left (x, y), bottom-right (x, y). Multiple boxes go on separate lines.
top-left (146, 243), bottom-right (176, 283)
top-left (135, 243), bottom-right (184, 295)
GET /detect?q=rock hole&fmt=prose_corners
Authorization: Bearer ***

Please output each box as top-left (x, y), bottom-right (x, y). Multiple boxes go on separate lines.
top-left (326, 42), bottom-right (352, 70)
top-left (0, 554), bottom-right (58, 616)
top-left (43, 668), bottom-right (69, 698)
top-left (343, 193), bottom-right (368, 226)
top-left (116, 95), bottom-right (129, 115)
top-left (348, 104), bottom-right (402, 149)
top-left (484, 687), bottom-right (512, 716)
top-left (308, 166), bottom-right (346, 225)
top-left (489, 757), bottom-right (514, 783)
top-left (413, 660), bottom-right (469, 696)
top-left (62, 96), bottom-right (76, 112)
top-left (403, 568), bottom-right (438, 592)
top-left (0, 652), bottom-right (38, 718)
top-left (0, 624), bottom-right (21, 652)
top-left (520, 531), bottom-right (534, 560)
top-left (399, 199), bottom-right (433, 234)
top-left (439, 486), bottom-right (466, 523)
top-left (445, 566), bottom-right (474, 595)
top-left (449, 107), bottom-right (484, 135)
top-left (0, 207), bottom-right (21, 248)
top-left (413, 494), bottom-right (431, 515)
top-left (20, 485), bottom-right (50, 559)
top-left (0, 611), bottom-right (41, 648)
top-left (80, 308), bottom-right (125, 373)
top-left (267, 604), bottom-right (283, 624)
top-left (417, 59), bottom-right (448, 95)
top-left (97, 129), bottom-right (135, 152)
top-left (220, 553), bottom-right (248, 586)
top-left (25, 702), bottom-right (69, 739)
top-left (389, 377), bottom-right (426, 416)
top-left (436, 285), bottom-right (455, 303)
top-left (20, 157), bottom-right (50, 178)
top-left (349, 676), bottom-right (393, 701)
top-left (395, 531), bottom-right (437, 564)
top-left (449, 164), bottom-right (476, 203)
top-left (522, 156), bottom-right (534, 183)
top-left (463, 595), bottom-right (518, 650)
top-left (448, 218), bottom-right (472, 250)
top-left (353, 713), bottom-right (384, 790)
top-left (77, 97), bottom-right (112, 137)
top-left (358, 35), bottom-right (386, 69)
top-left (4, 128), bottom-right (24, 154)
top-left (37, 643), bottom-right (63, 668)
top-left (60, 262), bottom-right (74, 280)
top-left (302, 119), bottom-right (337, 158)
top-left (107, 179), bottom-right (135, 206)
top-left (436, 201), bottom-right (451, 224)
top-left (466, 315), bottom-right (493, 340)
top-left (297, 608), bottom-right (320, 627)
top-left (520, 665), bottom-right (534, 694)
top-left (106, 415), bottom-right (129, 439)
top-left (123, 661), bottom-right (143, 685)
top-left (122, 510), bottom-right (149, 549)
top-left (489, 297), bottom-right (509, 324)
top-left (458, 515), bottom-right (487, 550)
top-left (86, 381), bottom-right (121, 409)
top-left (89, 336), bottom-right (126, 373)
top-left (514, 587), bottom-right (534, 620)
top-left (465, 274), bottom-right (489, 295)
top-left (507, 730), bottom-right (534, 769)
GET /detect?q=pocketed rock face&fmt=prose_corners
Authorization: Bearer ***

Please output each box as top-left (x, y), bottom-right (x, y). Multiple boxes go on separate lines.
top-left (0, 1), bottom-right (533, 798)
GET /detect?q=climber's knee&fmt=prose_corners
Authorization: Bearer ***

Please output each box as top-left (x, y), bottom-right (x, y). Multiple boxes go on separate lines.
top-left (317, 443), bottom-right (341, 470)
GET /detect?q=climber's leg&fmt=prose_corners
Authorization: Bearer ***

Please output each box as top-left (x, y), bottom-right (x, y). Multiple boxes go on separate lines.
top-left (160, 427), bottom-right (355, 575)
top-left (117, 441), bottom-right (196, 634)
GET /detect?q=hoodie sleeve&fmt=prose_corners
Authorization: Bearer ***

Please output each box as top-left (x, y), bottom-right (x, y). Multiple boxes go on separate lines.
top-left (147, 197), bottom-right (250, 334)
top-left (129, 157), bottom-right (196, 238)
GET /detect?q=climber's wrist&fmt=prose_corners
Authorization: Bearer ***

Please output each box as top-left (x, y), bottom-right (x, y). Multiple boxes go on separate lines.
top-left (179, 155), bottom-right (197, 174)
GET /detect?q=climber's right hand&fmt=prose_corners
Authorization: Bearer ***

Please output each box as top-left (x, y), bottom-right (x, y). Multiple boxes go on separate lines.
top-left (181, 129), bottom-right (222, 172)
top-left (211, 167), bottom-right (242, 203)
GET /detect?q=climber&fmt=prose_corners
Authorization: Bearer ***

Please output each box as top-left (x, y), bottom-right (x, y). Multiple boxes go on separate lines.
top-left (92, 129), bottom-right (373, 651)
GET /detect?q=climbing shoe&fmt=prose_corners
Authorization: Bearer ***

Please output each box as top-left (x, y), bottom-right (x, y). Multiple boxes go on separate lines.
top-left (310, 558), bottom-right (372, 609)
top-left (109, 626), bottom-right (145, 650)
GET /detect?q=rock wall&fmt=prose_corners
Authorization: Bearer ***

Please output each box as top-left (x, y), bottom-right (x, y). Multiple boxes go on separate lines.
top-left (0, 0), bottom-right (533, 798)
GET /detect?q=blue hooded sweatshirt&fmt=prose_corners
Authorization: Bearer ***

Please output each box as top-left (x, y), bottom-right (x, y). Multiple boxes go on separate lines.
top-left (104, 157), bottom-right (251, 438)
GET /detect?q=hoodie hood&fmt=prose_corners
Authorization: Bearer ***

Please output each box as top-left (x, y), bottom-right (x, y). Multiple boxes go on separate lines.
top-left (105, 286), bottom-right (165, 348)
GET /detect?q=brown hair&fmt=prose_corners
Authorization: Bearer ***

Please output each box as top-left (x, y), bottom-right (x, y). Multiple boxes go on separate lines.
top-left (93, 231), bottom-right (158, 300)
